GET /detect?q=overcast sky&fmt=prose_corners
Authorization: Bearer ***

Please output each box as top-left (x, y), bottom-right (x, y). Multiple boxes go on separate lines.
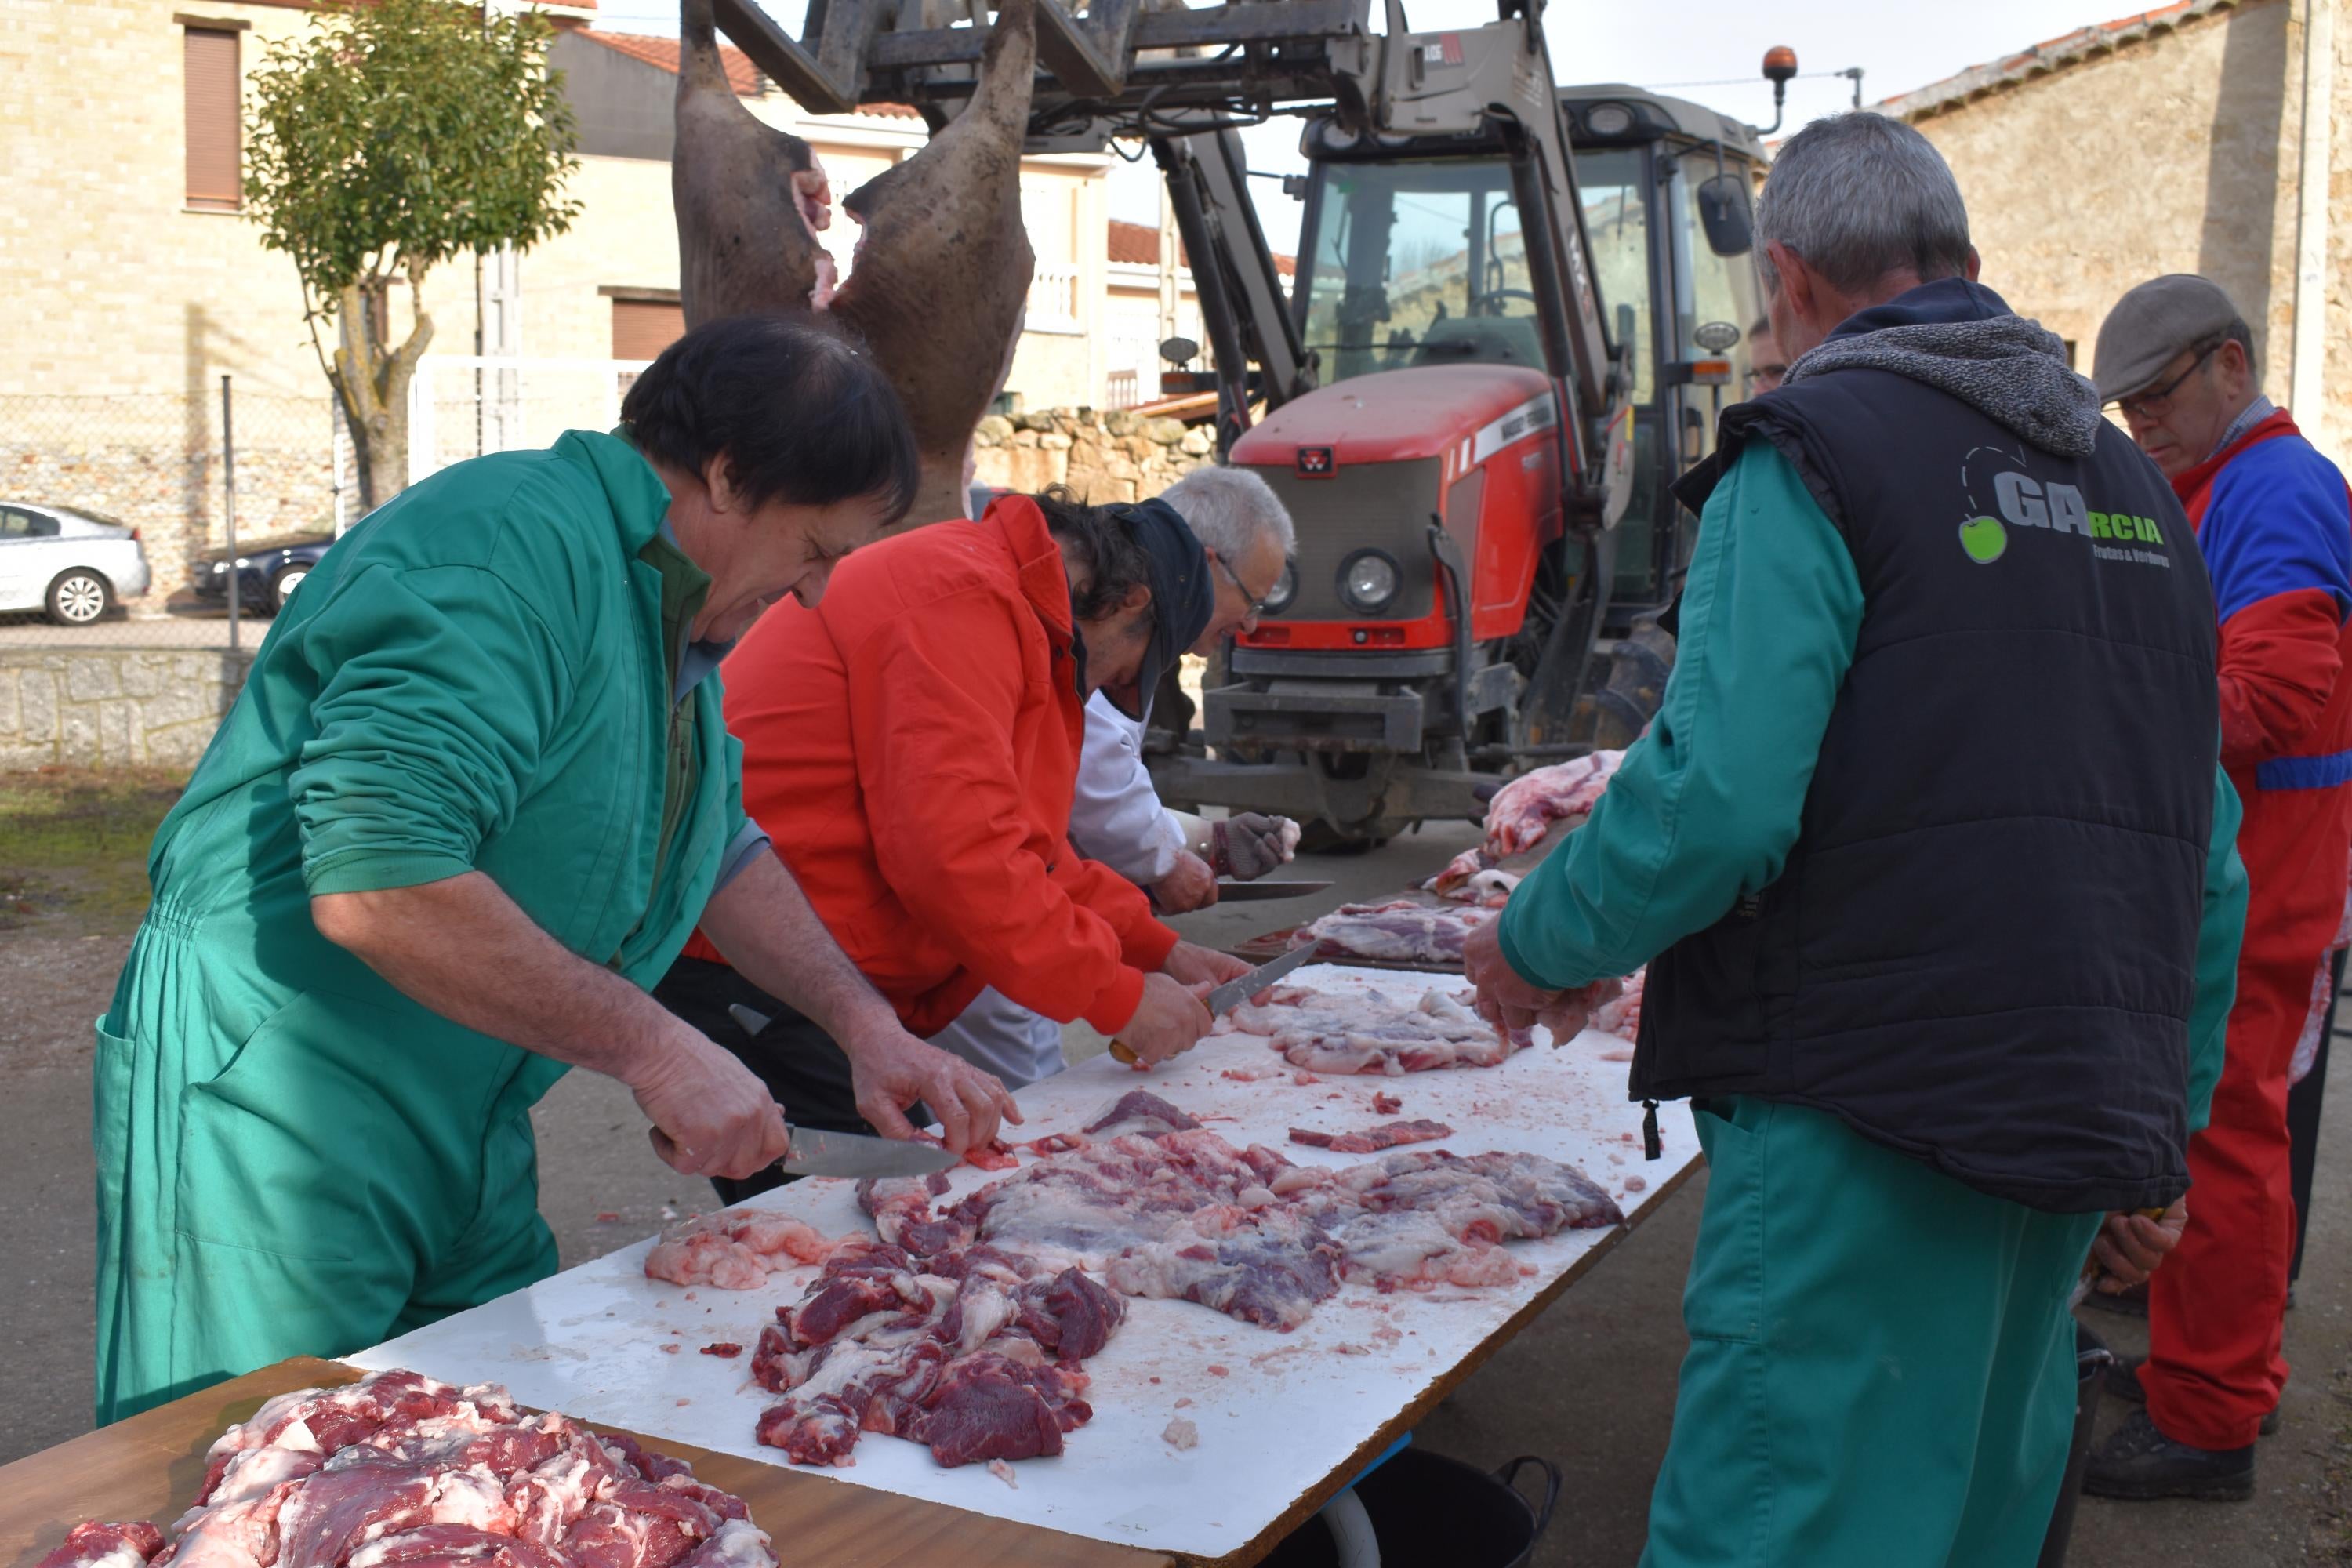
top-left (583, 0), bottom-right (2096, 246)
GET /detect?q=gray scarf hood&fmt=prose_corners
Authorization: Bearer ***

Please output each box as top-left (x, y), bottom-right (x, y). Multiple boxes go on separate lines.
top-left (1782, 279), bottom-right (2105, 458)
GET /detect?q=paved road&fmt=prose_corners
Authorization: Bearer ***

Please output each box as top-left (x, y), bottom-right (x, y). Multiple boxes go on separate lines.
top-left (8, 824), bottom-right (2348, 1564)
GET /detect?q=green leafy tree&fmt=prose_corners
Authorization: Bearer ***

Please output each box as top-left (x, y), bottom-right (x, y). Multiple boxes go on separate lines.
top-left (245, 0), bottom-right (582, 508)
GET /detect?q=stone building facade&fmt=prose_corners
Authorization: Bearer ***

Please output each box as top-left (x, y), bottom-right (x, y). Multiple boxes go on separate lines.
top-left (1886, 0), bottom-right (2350, 460)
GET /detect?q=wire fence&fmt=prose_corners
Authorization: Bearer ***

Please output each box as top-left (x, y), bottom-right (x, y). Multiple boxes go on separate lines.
top-left (0, 384), bottom-right (347, 650)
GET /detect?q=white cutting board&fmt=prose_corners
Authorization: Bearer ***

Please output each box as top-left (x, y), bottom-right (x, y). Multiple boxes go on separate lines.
top-left (352, 964), bottom-right (1700, 1562)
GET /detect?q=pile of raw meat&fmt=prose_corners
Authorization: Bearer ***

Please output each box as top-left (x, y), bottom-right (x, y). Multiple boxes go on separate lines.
top-left (1426, 748), bottom-right (1625, 900)
top-left (1220, 983), bottom-right (1533, 1074)
top-left (1287, 899), bottom-right (1499, 967)
top-left (39, 1370), bottom-right (773, 1568)
top-left (742, 1091), bottom-right (1621, 1470)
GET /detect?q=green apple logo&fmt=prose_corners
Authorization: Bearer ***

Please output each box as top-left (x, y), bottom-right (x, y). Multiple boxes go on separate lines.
top-left (1959, 515), bottom-right (2007, 564)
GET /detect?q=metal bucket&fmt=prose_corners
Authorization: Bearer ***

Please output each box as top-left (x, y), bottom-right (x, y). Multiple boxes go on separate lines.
top-left (2038, 1323), bottom-right (2114, 1568)
top-left (1261, 1449), bottom-right (1562, 1568)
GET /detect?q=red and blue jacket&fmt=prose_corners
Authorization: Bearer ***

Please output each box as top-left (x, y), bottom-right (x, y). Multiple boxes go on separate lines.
top-left (2178, 409), bottom-right (2352, 793)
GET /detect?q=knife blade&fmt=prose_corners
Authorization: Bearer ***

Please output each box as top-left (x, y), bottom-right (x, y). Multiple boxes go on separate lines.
top-left (779, 1125), bottom-right (959, 1179)
top-left (1203, 942), bottom-right (1319, 1015)
top-left (1110, 944), bottom-right (1320, 1065)
top-left (1210, 880), bottom-right (1334, 902)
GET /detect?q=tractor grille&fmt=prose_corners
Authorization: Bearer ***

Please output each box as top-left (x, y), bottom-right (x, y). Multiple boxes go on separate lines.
top-left (1250, 458), bottom-right (1445, 622)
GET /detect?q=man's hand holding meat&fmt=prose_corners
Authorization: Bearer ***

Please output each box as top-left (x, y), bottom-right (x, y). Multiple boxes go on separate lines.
top-left (1120, 973), bottom-right (1218, 1066)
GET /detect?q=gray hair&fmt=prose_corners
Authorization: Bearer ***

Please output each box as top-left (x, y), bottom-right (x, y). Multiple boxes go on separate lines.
top-left (1157, 464), bottom-right (1295, 561)
top-left (1755, 113), bottom-right (1972, 297)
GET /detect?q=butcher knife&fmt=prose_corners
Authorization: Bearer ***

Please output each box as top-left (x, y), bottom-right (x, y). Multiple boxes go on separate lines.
top-left (779, 1125), bottom-right (960, 1180)
top-left (1109, 942), bottom-right (1319, 1065)
top-left (1210, 880), bottom-right (1334, 901)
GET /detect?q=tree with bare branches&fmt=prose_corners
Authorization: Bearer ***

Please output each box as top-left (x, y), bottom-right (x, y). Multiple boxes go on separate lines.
top-left (244, 0), bottom-right (582, 509)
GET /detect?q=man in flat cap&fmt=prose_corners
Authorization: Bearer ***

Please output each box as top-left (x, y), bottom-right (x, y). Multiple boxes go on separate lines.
top-left (2086, 274), bottom-right (2352, 1501)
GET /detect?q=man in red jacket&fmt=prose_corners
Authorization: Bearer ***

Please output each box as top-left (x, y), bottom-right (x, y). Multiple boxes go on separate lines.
top-left (659, 489), bottom-right (1253, 1200)
top-left (2087, 274), bottom-right (2352, 1500)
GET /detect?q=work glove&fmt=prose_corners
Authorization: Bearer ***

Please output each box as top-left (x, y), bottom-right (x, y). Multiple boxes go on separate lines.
top-left (1208, 813), bottom-right (1301, 880)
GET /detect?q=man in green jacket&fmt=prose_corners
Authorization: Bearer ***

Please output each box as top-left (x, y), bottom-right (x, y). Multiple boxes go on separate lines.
top-left (94, 316), bottom-right (1016, 1424)
top-left (1467, 115), bottom-right (2247, 1565)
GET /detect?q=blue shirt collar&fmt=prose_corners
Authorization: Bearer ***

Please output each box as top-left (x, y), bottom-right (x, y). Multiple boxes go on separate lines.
top-left (660, 517), bottom-right (736, 703)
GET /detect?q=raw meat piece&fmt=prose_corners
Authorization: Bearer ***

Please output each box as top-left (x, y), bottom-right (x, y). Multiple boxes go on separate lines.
top-left (1483, 750), bottom-right (1624, 857)
top-left (1219, 985), bottom-right (1530, 1076)
top-left (644, 1210), bottom-right (844, 1291)
top-left (38, 1523), bottom-right (165, 1568)
top-left (987, 1459), bottom-right (1019, 1489)
top-left (1161, 1417), bottom-right (1199, 1450)
top-left (1421, 856), bottom-right (1521, 908)
top-left (1290, 1120), bottom-right (1455, 1155)
top-left (1371, 1092), bottom-right (1403, 1115)
top-left (1081, 1090), bottom-right (1201, 1137)
top-left (699, 1343), bottom-right (742, 1359)
top-left (1591, 967), bottom-right (1646, 1042)
top-left (910, 1131), bottom-right (1020, 1172)
top-left (102, 1370), bottom-right (776, 1568)
top-left (750, 1243), bottom-right (1120, 1470)
top-left (1285, 1148), bottom-right (1624, 1292)
top-left (1288, 900), bottom-right (1497, 967)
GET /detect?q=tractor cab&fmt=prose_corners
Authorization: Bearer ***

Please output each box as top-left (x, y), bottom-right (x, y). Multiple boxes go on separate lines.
top-left (1559, 88), bottom-right (1769, 621)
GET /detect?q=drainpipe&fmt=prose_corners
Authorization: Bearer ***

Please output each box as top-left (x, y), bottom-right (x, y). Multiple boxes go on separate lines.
top-left (2290, 0), bottom-right (2336, 428)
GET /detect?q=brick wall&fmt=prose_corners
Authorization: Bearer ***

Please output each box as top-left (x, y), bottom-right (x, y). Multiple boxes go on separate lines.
top-left (0, 648), bottom-right (253, 771)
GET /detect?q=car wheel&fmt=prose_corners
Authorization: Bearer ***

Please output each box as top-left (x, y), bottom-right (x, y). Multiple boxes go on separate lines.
top-left (270, 564), bottom-right (309, 614)
top-left (45, 568), bottom-right (111, 627)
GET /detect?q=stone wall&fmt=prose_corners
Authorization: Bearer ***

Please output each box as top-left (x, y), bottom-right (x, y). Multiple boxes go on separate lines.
top-left (0, 648), bottom-right (252, 771)
top-left (1902, 0), bottom-right (2352, 462)
top-left (972, 407), bottom-right (1216, 503)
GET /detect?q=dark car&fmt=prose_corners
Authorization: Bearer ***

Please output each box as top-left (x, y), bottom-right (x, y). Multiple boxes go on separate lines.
top-left (191, 532), bottom-right (334, 615)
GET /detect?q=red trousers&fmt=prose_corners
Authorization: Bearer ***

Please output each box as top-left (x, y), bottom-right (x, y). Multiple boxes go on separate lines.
top-left (2146, 776), bottom-right (2352, 1450)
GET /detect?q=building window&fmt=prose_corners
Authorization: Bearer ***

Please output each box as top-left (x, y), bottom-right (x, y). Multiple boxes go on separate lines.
top-left (184, 27), bottom-right (241, 211)
top-left (611, 297), bottom-right (684, 362)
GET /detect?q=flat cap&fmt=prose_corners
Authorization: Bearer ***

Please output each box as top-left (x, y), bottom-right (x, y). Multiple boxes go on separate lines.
top-left (2094, 274), bottom-right (2244, 401)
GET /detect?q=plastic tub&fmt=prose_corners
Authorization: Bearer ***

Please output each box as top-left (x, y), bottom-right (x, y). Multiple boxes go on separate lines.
top-left (1261, 1449), bottom-right (1561, 1568)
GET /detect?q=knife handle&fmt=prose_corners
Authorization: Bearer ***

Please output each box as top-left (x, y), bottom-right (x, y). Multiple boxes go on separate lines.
top-left (1109, 1040), bottom-right (1139, 1065)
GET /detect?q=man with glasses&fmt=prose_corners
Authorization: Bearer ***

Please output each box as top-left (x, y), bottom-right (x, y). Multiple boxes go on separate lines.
top-left (2085, 274), bottom-right (2352, 1501)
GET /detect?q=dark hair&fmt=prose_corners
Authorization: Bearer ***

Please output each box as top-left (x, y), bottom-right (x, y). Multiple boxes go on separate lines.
top-left (620, 314), bottom-right (919, 524)
top-left (1034, 485), bottom-right (1150, 621)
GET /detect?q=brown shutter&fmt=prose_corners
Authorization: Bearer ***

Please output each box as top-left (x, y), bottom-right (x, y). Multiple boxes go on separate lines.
top-left (184, 28), bottom-right (241, 210)
top-left (612, 299), bottom-right (686, 361)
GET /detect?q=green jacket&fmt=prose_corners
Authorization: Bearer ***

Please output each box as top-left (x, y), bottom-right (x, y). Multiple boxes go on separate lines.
top-left (126, 430), bottom-right (753, 1101)
top-left (1499, 441), bottom-right (2246, 1129)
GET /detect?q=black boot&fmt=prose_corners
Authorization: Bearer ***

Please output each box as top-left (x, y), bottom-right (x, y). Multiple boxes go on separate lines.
top-left (2103, 1356), bottom-right (2279, 1436)
top-left (2083, 1408), bottom-right (2256, 1501)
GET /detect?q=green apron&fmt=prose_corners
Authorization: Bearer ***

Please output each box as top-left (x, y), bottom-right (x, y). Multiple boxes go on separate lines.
top-left (93, 430), bottom-right (750, 1424)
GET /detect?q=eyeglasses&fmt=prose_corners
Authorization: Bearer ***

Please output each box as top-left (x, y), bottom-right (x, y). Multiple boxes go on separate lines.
top-left (1210, 549), bottom-right (1271, 619)
top-left (2114, 343), bottom-right (2219, 421)
top-left (1744, 365), bottom-right (1788, 395)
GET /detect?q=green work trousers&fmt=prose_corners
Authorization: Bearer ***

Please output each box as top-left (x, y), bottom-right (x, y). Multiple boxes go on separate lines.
top-left (92, 903), bottom-right (561, 1425)
top-left (1641, 1097), bottom-right (2102, 1568)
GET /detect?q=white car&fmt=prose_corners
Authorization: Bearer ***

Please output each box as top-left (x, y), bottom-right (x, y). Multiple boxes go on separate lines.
top-left (0, 502), bottom-right (152, 626)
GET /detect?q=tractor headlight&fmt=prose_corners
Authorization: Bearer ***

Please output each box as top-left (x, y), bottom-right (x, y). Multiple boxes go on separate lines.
top-left (1338, 550), bottom-right (1399, 615)
top-left (1263, 560), bottom-right (1298, 615)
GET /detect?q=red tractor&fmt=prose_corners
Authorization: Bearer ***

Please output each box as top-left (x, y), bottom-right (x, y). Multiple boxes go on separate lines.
top-left (712, 0), bottom-right (1773, 842)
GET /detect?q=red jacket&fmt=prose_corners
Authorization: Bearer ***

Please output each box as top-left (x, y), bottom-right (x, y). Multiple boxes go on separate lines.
top-left (684, 495), bottom-right (1178, 1037)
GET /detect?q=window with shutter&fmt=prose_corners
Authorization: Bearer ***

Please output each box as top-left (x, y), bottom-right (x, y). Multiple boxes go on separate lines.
top-left (184, 27), bottom-right (241, 211)
top-left (612, 299), bottom-right (686, 361)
